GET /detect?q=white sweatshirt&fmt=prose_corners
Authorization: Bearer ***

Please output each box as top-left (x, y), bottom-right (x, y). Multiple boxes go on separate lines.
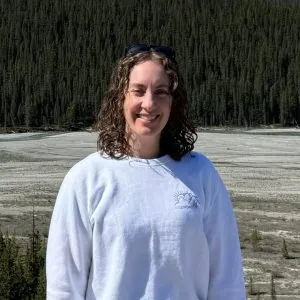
top-left (46, 152), bottom-right (246, 300)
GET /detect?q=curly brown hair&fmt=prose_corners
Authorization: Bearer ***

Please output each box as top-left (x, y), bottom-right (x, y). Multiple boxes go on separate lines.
top-left (96, 51), bottom-right (197, 161)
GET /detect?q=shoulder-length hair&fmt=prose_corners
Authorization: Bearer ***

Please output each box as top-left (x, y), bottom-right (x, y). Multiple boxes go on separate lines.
top-left (96, 51), bottom-right (197, 161)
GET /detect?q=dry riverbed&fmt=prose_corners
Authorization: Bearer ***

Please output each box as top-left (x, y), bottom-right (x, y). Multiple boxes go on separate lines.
top-left (1, 129), bottom-right (300, 299)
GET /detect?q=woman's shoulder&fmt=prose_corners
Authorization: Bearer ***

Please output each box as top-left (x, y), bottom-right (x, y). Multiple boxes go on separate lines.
top-left (63, 152), bottom-right (111, 182)
top-left (178, 151), bottom-right (222, 182)
top-left (70, 151), bottom-right (102, 168)
top-left (182, 151), bottom-right (215, 169)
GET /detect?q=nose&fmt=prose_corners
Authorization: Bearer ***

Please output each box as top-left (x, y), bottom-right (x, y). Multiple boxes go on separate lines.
top-left (141, 91), bottom-right (156, 111)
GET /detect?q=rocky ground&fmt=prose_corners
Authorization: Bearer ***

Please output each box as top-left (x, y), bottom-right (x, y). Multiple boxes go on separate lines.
top-left (0, 128), bottom-right (299, 299)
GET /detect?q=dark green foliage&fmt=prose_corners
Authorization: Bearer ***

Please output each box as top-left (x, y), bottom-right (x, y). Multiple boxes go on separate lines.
top-left (270, 272), bottom-right (277, 300)
top-left (35, 263), bottom-right (46, 300)
top-left (248, 276), bottom-right (255, 295)
top-left (251, 228), bottom-right (262, 251)
top-left (0, 0), bottom-right (300, 129)
top-left (0, 227), bottom-right (46, 300)
top-left (281, 238), bottom-right (289, 258)
top-left (0, 230), bottom-right (26, 300)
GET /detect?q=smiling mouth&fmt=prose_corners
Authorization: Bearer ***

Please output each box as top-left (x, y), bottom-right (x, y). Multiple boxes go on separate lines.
top-left (136, 114), bottom-right (159, 121)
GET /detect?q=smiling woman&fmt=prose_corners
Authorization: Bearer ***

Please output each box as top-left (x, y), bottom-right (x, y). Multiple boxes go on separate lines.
top-left (96, 46), bottom-right (195, 161)
top-left (123, 60), bottom-right (173, 158)
top-left (46, 44), bottom-right (246, 300)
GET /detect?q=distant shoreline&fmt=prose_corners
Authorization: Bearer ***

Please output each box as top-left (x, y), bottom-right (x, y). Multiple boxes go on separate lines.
top-left (198, 126), bottom-right (300, 135)
top-left (0, 126), bottom-right (94, 134)
top-left (0, 125), bottom-right (299, 135)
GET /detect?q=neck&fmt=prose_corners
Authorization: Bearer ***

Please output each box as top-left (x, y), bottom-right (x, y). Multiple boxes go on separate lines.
top-left (128, 134), bottom-right (161, 159)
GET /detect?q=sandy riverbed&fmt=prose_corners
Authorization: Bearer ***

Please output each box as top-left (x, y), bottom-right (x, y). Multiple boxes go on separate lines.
top-left (0, 129), bottom-right (299, 298)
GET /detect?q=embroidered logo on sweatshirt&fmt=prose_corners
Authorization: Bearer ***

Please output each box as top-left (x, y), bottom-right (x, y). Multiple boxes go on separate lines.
top-left (174, 192), bottom-right (200, 208)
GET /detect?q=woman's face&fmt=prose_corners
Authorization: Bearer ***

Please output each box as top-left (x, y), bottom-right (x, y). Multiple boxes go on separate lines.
top-left (123, 60), bottom-right (172, 142)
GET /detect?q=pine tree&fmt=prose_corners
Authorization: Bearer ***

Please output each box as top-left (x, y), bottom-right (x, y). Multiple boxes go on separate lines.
top-left (23, 207), bottom-right (44, 298)
top-left (251, 228), bottom-right (262, 252)
top-left (248, 276), bottom-right (255, 295)
top-left (281, 238), bottom-right (289, 259)
top-left (35, 262), bottom-right (46, 300)
top-left (270, 272), bottom-right (277, 300)
top-left (0, 232), bottom-right (26, 299)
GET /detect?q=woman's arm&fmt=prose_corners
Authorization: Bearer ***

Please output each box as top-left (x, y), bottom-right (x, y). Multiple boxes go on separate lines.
top-left (46, 171), bottom-right (92, 300)
top-left (203, 166), bottom-right (246, 299)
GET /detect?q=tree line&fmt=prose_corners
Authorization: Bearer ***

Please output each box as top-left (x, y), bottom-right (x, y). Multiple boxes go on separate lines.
top-left (0, 0), bottom-right (300, 129)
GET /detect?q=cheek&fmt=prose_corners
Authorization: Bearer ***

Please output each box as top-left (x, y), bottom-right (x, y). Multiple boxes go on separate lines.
top-left (124, 95), bottom-right (140, 111)
top-left (123, 100), bottom-right (139, 122)
top-left (165, 98), bottom-right (172, 114)
top-left (123, 101), bottom-right (131, 122)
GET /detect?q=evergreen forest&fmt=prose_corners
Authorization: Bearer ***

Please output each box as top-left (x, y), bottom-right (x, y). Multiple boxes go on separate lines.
top-left (1, 0), bottom-right (300, 129)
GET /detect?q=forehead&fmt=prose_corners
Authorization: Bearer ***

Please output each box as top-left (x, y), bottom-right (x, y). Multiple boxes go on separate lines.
top-left (128, 60), bottom-right (169, 87)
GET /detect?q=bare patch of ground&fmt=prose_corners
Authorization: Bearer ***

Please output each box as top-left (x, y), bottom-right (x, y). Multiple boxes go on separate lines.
top-left (0, 129), bottom-right (299, 298)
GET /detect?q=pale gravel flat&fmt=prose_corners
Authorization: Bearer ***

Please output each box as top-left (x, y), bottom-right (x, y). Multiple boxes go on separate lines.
top-left (0, 128), bottom-right (299, 298)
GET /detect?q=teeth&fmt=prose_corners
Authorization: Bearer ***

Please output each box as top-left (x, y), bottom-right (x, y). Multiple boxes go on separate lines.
top-left (138, 115), bottom-right (158, 121)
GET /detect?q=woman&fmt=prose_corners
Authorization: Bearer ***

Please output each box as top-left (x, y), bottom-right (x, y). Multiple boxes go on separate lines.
top-left (46, 44), bottom-right (246, 299)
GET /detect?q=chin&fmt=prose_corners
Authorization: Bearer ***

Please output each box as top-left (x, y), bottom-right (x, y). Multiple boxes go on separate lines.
top-left (135, 128), bottom-right (161, 137)
top-left (134, 119), bottom-right (166, 135)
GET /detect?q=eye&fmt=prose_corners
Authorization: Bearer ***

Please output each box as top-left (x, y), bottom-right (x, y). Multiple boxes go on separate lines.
top-left (132, 89), bottom-right (145, 96)
top-left (155, 89), bottom-right (170, 96)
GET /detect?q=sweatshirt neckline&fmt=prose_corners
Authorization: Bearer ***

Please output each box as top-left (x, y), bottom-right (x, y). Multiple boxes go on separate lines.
top-left (126, 154), bottom-right (173, 166)
top-left (99, 151), bottom-right (174, 167)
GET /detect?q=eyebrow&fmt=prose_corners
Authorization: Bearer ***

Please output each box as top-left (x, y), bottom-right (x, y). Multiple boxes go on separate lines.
top-left (129, 83), bottom-right (145, 89)
top-left (129, 83), bottom-right (169, 89)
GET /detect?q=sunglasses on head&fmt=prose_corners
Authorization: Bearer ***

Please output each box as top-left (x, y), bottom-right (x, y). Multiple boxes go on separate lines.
top-left (124, 44), bottom-right (176, 60)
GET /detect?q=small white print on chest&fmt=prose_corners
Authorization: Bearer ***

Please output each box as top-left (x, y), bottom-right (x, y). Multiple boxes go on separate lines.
top-left (174, 191), bottom-right (200, 209)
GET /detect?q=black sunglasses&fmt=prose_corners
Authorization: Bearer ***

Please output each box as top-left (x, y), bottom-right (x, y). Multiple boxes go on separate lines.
top-left (124, 44), bottom-right (176, 60)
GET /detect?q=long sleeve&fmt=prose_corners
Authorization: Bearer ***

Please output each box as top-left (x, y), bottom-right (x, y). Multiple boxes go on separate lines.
top-left (46, 171), bottom-right (92, 300)
top-left (203, 167), bottom-right (246, 299)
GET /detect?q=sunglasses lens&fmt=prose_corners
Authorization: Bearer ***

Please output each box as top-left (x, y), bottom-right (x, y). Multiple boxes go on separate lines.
top-left (152, 46), bottom-right (175, 59)
top-left (124, 44), bottom-right (175, 60)
top-left (125, 44), bottom-right (149, 56)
